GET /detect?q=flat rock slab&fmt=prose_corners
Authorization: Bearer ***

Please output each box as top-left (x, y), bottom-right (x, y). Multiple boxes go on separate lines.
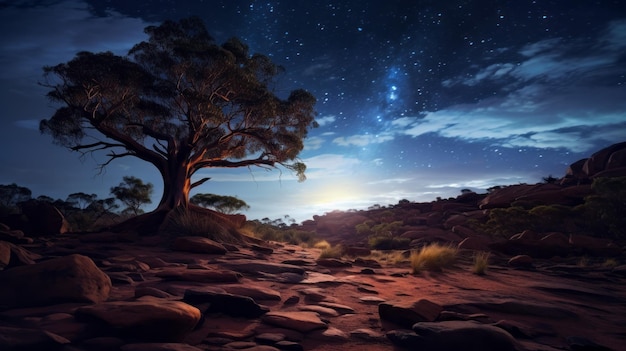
top-left (222, 284), bottom-right (282, 301)
top-left (75, 299), bottom-right (201, 342)
top-left (219, 259), bottom-right (306, 275)
top-left (262, 311), bottom-right (328, 333)
top-left (0, 326), bottom-right (70, 350)
top-left (156, 269), bottom-right (241, 283)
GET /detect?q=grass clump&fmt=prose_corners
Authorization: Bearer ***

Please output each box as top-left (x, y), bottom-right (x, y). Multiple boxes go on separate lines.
top-left (368, 235), bottom-right (411, 250)
top-left (162, 208), bottom-right (241, 243)
top-left (472, 251), bottom-right (490, 275)
top-left (313, 240), bottom-right (331, 250)
top-left (410, 243), bottom-right (457, 273)
top-left (603, 258), bottom-right (619, 268)
top-left (318, 244), bottom-right (344, 259)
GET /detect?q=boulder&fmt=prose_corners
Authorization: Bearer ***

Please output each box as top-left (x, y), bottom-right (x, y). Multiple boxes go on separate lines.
top-left (378, 299), bottom-right (442, 328)
top-left (387, 320), bottom-right (520, 351)
top-left (457, 236), bottom-right (492, 251)
top-left (262, 311), bottom-right (328, 332)
top-left (19, 200), bottom-right (70, 236)
top-left (0, 326), bottom-right (70, 351)
top-left (0, 254), bottom-right (111, 308)
top-left (479, 184), bottom-right (561, 209)
top-left (183, 288), bottom-right (268, 317)
top-left (583, 141), bottom-right (626, 176)
top-left (75, 299), bottom-right (201, 342)
top-left (121, 343), bottom-right (205, 351)
top-left (508, 255), bottom-right (533, 268)
top-left (171, 236), bottom-right (227, 254)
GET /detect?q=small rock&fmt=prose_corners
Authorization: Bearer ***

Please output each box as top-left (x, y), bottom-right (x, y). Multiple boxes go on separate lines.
top-left (298, 305), bottom-right (339, 317)
top-left (508, 254), bottom-right (533, 268)
top-left (318, 302), bottom-right (355, 314)
top-left (262, 311), bottom-right (328, 332)
top-left (379, 299), bottom-right (442, 328)
top-left (183, 288), bottom-right (268, 318)
top-left (359, 296), bottom-right (386, 304)
top-left (316, 258), bottom-right (353, 267)
top-left (120, 343), bottom-right (205, 351)
top-left (350, 328), bottom-right (385, 341)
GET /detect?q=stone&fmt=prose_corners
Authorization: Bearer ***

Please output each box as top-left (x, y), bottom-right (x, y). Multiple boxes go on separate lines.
top-left (318, 302), bottom-right (355, 314)
top-left (219, 259), bottom-right (306, 275)
top-left (223, 284), bottom-right (282, 301)
top-left (75, 299), bottom-right (201, 342)
top-left (350, 328), bottom-right (385, 341)
top-left (457, 236), bottom-right (492, 251)
top-left (379, 299), bottom-right (442, 328)
top-left (171, 236), bottom-right (227, 254)
top-left (120, 343), bottom-right (205, 351)
top-left (402, 320), bottom-right (520, 351)
top-left (0, 241), bottom-right (10, 268)
top-left (250, 243), bottom-right (274, 254)
top-left (183, 288), bottom-right (269, 317)
top-left (299, 287), bottom-right (327, 302)
top-left (0, 326), bottom-right (70, 350)
top-left (343, 246), bottom-right (371, 257)
top-left (316, 258), bottom-right (353, 267)
top-left (359, 296), bottom-right (386, 304)
top-left (155, 268), bottom-right (241, 283)
top-left (0, 254), bottom-right (111, 308)
top-left (262, 311), bottom-right (328, 332)
top-left (508, 255), bottom-right (533, 268)
top-left (298, 305), bottom-right (340, 317)
top-left (19, 200), bottom-right (70, 236)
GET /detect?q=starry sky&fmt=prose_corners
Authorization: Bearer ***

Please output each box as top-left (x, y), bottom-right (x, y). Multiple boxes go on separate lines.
top-left (1, 0), bottom-right (625, 222)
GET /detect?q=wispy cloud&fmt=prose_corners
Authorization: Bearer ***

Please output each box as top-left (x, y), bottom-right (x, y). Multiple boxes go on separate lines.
top-left (333, 132), bottom-right (395, 147)
top-left (315, 115), bottom-right (336, 127)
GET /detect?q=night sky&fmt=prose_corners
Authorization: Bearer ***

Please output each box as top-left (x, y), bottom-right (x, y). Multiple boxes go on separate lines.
top-left (1, 0), bottom-right (625, 222)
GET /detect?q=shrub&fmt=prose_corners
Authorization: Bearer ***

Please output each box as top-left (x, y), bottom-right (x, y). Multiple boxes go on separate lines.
top-left (162, 208), bottom-right (241, 243)
top-left (368, 235), bottom-right (411, 250)
top-left (410, 243), bottom-right (457, 273)
top-left (314, 240), bottom-right (331, 250)
top-left (472, 251), bottom-right (490, 275)
top-left (319, 244), bottom-right (344, 259)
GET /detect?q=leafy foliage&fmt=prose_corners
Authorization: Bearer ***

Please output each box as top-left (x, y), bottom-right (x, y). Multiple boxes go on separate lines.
top-left (110, 176), bottom-right (153, 215)
top-left (0, 183), bottom-right (32, 208)
top-left (40, 17), bottom-right (317, 211)
top-left (190, 193), bottom-right (249, 214)
top-left (579, 176), bottom-right (626, 239)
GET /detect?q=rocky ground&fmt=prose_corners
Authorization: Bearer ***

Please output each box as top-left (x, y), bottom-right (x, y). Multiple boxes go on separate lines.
top-left (1, 229), bottom-right (625, 351)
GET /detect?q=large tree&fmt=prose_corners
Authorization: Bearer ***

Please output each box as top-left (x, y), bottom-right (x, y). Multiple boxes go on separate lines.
top-left (40, 17), bottom-right (316, 215)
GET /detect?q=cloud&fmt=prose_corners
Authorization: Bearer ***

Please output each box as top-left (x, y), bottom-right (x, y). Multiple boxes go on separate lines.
top-left (304, 136), bottom-right (325, 150)
top-left (13, 119), bottom-right (40, 130)
top-left (333, 133), bottom-right (395, 147)
top-left (315, 115), bottom-right (336, 126)
top-left (0, 1), bottom-right (151, 91)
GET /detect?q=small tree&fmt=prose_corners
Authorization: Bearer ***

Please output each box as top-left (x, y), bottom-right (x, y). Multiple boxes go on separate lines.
top-left (0, 183), bottom-right (32, 208)
top-left (111, 176), bottom-right (153, 216)
top-left (190, 193), bottom-right (249, 214)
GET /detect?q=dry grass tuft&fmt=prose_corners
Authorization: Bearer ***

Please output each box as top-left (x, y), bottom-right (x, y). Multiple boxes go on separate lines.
top-left (318, 244), bottom-right (344, 259)
top-left (314, 240), bottom-right (332, 250)
top-left (410, 243), bottom-right (457, 273)
top-left (472, 251), bottom-right (490, 275)
top-left (161, 208), bottom-right (241, 243)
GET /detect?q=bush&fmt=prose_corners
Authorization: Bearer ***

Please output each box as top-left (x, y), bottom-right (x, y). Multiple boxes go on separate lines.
top-left (161, 208), bottom-right (241, 243)
top-left (314, 240), bottom-right (331, 250)
top-left (410, 243), bottom-right (457, 273)
top-left (319, 244), bottom-right (344, 259)
top-left (368, 236), bottom-right (411, 250)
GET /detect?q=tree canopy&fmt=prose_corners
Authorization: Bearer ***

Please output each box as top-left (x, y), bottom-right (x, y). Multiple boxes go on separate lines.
top-left (190, 193), bottom-right (249, 214)
top-left (110, 176), bottom-right (154, 215)
top-left (40, 17), bottom-right (317, 213)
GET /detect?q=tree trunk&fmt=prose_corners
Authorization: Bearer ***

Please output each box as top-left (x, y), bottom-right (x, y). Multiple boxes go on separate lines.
top-left (155, 159), bottom-right (192, 212)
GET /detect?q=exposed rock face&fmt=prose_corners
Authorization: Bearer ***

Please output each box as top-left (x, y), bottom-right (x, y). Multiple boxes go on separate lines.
top-left (183, 288), bottom-right (269, 317)
top-left (387, 320), bottom-right (520, 351)
top-left (75, 299), bottom-right (201, 342)
top-left (19, 200), bottom-right (70, 236)
top-left (562, 141), bottom-right (626, 184)
top-left (0, 254), bottom-right (111, 308)
top-left (262, 311), bottom-right (328, 332)
top-left (0, 326), bottom-right (70, 350)
top-left (171, 236), bottom-right (227, 254)
top-left (378, 299), bottom-right (442, 328)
